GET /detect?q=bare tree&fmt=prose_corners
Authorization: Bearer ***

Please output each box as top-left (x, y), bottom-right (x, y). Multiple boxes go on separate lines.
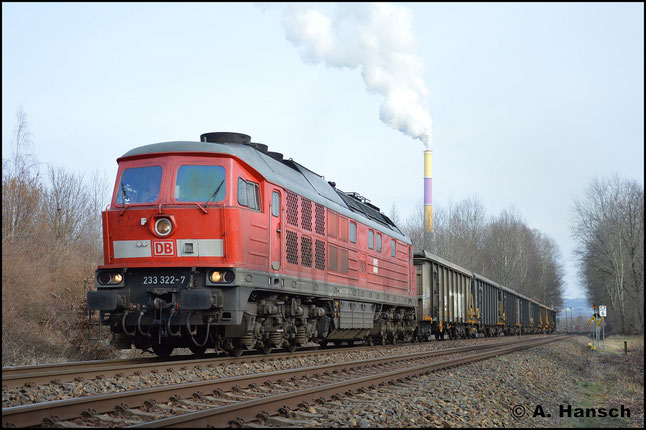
top-left (402, 197), bottom-right (564, 309)
top-left (43, 166), bottom-right (91, 247)
top-left (572, 174), bottom-right (644, 334)
top-left (6, 105), bottom-right (36, 173)
top-left (481, 206), bottom-right (528, 288)
top-left (402, 200), bottom-right (426, 252)
top-left (86, 170), bottom-right (111, 262)
top-left (2, 106), bottom-right (42, 244)
top-left (389, 202), bottom-right (401, 227)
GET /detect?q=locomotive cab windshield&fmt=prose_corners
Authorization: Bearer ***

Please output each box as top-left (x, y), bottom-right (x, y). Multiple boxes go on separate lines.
top-left (116, 165), bottom-right (163, 204)
top-left (175, 164), bottom-right (226, 203)
top-left (114, 162), bottom-right (228, 206)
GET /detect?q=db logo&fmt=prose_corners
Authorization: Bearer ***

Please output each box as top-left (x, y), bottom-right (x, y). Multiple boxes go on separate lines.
top-left (153, 241), bottom-right (175, 256)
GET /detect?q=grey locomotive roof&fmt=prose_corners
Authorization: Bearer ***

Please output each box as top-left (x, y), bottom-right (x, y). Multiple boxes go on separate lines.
top-left (413, 251), bottom-right (473, 277)
top-left (120, 141), bottom-right (410, 244)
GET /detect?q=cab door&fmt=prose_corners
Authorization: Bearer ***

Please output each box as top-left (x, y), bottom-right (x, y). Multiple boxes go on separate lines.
top-left (270, 189), bottom-right (282, 270)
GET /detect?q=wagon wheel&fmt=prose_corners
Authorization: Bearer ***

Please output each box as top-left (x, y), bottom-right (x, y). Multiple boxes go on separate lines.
top-left (229, 346), bottom-right (244, 357)
top-left (285, 343), bottom-right (297, 353)
top-left (152, 341), bottom-right (174, 358)
top-left (261, 343), bottom-right (273, 355)
top-left (318, 340), bottom-right (329, 347)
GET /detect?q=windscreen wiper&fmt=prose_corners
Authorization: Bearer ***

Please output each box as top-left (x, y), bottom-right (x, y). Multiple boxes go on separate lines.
top-left (120, 182), bottom-right (129, 203)
top-left (190, 179), bottom-right (225, 215)
top-left (205, 179), bottom-right (225, 206)
top-left (119, 182), bottom-right (131, 216)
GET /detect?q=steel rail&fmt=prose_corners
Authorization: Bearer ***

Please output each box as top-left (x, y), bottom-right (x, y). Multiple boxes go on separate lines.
top-left (1, 335), bottom-right (564, 428)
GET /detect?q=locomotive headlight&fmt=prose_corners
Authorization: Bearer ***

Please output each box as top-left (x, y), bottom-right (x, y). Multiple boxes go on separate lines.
top-left (97, 271), bottom-right (124, 286)
top-left (98, 272), bottom-right (112, 285)
top-left (210, 271), bottom-right (222, 283)
top-left (154, 218), bottom-right (172, 237)
top-left (207, 270), bottom-right (234, 284)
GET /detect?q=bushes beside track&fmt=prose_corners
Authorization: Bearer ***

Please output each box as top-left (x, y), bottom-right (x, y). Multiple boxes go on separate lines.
top-left (2, 109), bottom-right (115, 365)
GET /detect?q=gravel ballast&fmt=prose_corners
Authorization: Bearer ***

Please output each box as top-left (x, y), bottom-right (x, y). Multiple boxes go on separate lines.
top-left (4, 335), bottom-right (642, 428)
top-left (1, 336), bottom-right (536, 408)
top-left (275, 336), bottom-right (643, 428)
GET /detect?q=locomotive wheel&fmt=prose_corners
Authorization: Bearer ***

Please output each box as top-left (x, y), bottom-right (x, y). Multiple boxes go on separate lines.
top-left (152, 341), bottom-right (174, 358)
top-left (230, 346), bottom-right (244, 357)
top-left (189, 344), bottom-right (207, 355)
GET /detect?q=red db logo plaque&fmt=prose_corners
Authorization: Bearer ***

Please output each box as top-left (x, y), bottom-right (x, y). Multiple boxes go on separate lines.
top-left (153, 240), bottom-right (175, 256)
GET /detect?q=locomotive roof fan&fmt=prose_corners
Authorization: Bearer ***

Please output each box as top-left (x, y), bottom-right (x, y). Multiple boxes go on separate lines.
top-left (200, 132), bottom-right (251, 145)
top-left (267, 151), bottom-right (284, 161)
top-left (250, 142), bottom-right (269, 153)
top-left (200, 132), bottom-right (269, 154)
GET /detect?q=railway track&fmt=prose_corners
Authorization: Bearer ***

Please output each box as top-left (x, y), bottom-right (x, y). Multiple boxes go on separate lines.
top-left (2, 335), bottom-right (566, 428)
top-left (1, 343), bottom-right (375, 389)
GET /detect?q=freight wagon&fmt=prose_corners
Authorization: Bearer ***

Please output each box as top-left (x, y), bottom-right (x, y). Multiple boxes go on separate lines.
top-left (414, 252), bottom-right (556, 338)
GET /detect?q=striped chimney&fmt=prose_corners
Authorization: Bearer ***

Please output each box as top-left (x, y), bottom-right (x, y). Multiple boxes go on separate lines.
top-left (424, 150), bottom-right (433, 233)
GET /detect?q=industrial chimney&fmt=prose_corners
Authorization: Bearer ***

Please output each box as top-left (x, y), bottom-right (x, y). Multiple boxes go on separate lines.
top-left (424, 149), bottom-right (433, 246)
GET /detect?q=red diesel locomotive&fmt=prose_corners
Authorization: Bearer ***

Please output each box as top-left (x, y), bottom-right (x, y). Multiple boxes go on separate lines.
top-left (88, 132), bottom-right (418, 356)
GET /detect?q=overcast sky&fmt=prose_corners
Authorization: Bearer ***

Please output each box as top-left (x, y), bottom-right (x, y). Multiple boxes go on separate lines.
top-left (2, 3), bottom-right (643, 299)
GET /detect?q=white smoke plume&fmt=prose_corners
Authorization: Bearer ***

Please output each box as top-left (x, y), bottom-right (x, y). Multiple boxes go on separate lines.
top-left (283, 2), bottom-right (433, 148)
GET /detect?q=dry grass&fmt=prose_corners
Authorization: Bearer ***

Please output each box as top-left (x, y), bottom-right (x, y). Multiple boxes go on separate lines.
top-left (2, 238), bottom-right (116, 367)
top-left (570, 335), bottom-right (644, 428)
top-left (598, 335), bottom-right (644, 355)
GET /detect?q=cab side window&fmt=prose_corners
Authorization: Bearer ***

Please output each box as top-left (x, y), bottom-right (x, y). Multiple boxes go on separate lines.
top-left (272, 191), bottom-right (280, 217)
top-left (238, 177), bottom-right (260, 210)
